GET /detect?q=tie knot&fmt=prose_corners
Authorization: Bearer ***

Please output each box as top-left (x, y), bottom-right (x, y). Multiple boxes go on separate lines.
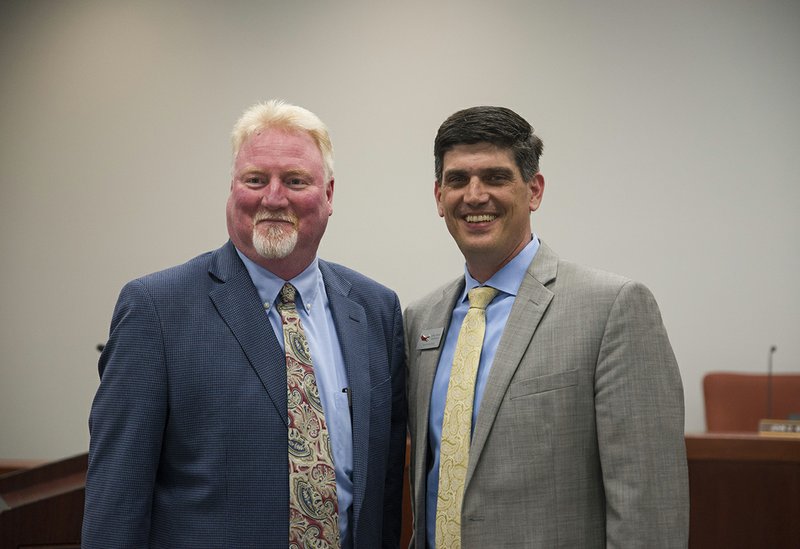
top-left (467, 286), bottom-right (498, 310)
top-left (280, 283), bottom-right (297, 305)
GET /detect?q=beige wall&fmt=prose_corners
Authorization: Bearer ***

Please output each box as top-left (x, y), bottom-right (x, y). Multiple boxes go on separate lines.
top-left (1, 0), bottom-right (799, 459)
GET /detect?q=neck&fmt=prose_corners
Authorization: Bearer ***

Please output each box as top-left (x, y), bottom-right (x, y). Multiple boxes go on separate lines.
top-left (243, 249), bottom-right (316, 281)
top-left (465, 235), bottom-right (532, 284)
top-left (465, 264), bottom-right (497, 285)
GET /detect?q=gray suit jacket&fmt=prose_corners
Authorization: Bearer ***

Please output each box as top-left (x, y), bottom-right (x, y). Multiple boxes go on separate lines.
top-left (404, 242), bottom-right (688, 548)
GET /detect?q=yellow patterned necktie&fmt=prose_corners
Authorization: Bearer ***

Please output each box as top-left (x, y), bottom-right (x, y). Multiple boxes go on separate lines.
top-left (277, 283), bottom-right (340, 549)
top-left (436, 285), bottom-right (498, 549)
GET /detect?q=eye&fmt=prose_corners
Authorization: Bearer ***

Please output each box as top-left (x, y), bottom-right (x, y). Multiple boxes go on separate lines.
top-left (485, 171), bottom-right (513, 185)
top-left (445, 174), bottom-right (468, 188)
top-left (286, 176), bottom-right (309, 187)
top-left (243, 175), bottom-right (265, 187)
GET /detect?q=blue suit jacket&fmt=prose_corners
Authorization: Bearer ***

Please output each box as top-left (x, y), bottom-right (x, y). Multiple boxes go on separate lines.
top-left (82, 241), bottom-right (407, 548)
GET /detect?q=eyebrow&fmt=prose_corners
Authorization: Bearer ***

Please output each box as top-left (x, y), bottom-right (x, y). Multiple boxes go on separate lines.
top-left (283, 168), bottom-right (313, 179)
top-left (443, 166), bottom-right (516, 180)
top-left (237, 166), bottom-right (314, 179)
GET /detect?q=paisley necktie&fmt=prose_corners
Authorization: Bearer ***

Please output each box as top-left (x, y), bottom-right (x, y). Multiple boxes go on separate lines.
top-left (277, 283), bottom-right (340, 549)
top-left (436, 286), bottom-right (498, 549)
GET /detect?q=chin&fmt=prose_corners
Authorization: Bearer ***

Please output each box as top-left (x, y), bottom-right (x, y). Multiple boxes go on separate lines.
top-left (455, 233), bottom-right (496, 252)
top-left (457, 241), bottom-right (494, 259)
top-left (253, 229), bottom-right (298, 259)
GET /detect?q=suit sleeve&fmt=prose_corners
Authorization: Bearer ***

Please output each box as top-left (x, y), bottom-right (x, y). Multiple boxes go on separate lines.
top-left (594, 281), bottom-right (689, 548)
top-left (82, 280), bottom-right (167, 548)
top-left (381, 295), bottom-right (408, 549)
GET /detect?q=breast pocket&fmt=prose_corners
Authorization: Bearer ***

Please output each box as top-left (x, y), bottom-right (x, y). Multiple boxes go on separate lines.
top-left (508, 369), bottom-right (579, 400)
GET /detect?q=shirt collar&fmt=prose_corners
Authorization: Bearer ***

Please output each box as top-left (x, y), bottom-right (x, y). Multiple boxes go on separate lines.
top-left (235, 248), bottom-right (321, 314)
top-left (462, 234), bottom-right (540, 301)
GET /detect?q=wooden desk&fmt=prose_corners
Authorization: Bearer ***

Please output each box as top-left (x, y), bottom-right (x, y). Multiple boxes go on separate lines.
top-left (0, 459), bottom-right (46, 477)
top-left (686, 433), bottom-right (800, 549)
top-left (0, 454), bottom-right (85, 549)
top-left (2, 451), bottom-right (408, 549)
top-left (7, 435), bottom-right (795, 548)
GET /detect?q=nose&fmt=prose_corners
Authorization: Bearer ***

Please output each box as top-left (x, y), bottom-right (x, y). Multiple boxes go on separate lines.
top-left (463, 177), bottom-right (488, 205)
top-left (260, 177), bottom-right (289, 209)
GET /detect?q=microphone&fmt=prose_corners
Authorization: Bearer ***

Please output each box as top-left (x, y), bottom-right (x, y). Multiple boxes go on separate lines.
top-left (759, 345), bottom-right (800, 436)
top-left (766, 345), bottom-right (777, 418)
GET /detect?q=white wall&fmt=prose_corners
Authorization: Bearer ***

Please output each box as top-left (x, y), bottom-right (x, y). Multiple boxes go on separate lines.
top-left (1, 0), bottom-right (798, 460)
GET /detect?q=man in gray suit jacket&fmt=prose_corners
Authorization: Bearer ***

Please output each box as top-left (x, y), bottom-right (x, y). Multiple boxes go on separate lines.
top-left (404, 106), bottom-right (688, 548)
top-left (83, 100), bottom-right (406, 548)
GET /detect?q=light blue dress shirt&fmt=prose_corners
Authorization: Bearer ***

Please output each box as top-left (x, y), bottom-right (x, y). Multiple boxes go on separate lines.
top-left (237, 250), bottom-right (354, 549)
top-left (426, 236), bottom-right (540, 549)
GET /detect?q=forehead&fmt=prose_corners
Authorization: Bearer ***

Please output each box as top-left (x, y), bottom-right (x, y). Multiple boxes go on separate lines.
top-left (442, 142), bottom-right (517, 172)
top-left (235, 128), bottom-right (323, 171)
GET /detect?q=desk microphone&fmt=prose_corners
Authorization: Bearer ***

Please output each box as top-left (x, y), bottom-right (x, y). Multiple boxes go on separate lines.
top-left (759, 345), bottom-right (800, 436)
top-left (766, 345), bottom-right (777, 418)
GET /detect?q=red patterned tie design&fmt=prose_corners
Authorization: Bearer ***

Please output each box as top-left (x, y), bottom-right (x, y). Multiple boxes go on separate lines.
top-left (277, 283), bottom-right (340, 549)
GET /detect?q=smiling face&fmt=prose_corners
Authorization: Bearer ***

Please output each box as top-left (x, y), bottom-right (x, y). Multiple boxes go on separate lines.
top-left (226, 128), bottom-right (333, 279)
top-left (435, 142), bottom-right (544, 282)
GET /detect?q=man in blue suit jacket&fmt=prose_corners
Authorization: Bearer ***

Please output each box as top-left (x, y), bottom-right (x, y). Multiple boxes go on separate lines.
top-left (83, 100), bottom-right (406, 548)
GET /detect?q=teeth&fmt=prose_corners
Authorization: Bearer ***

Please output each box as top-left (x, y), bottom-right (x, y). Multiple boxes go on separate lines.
top-left (465, 214), bottom-right (496, 223)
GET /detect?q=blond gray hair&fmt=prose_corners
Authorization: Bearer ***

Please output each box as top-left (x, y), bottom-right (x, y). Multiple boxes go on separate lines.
top-left (231, 99), bottom-right (334, 180)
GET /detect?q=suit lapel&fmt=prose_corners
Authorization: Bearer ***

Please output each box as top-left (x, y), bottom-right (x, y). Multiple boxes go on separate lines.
top-left (208, 242), bottom-right (288, 423)
top-left (466, 241), bottom-right (558, 485)
top-left (411, 278), bottom-right (463, 519)
top-left (318, 261), bottom-right (370, 521)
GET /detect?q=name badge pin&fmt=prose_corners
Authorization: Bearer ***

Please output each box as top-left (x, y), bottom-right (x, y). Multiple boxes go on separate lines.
top-left (417, 327), bottom-right (444, 350)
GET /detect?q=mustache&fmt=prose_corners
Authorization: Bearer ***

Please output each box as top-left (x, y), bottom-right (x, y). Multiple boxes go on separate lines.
top-left (253, 211), bottom-right (297, 225)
